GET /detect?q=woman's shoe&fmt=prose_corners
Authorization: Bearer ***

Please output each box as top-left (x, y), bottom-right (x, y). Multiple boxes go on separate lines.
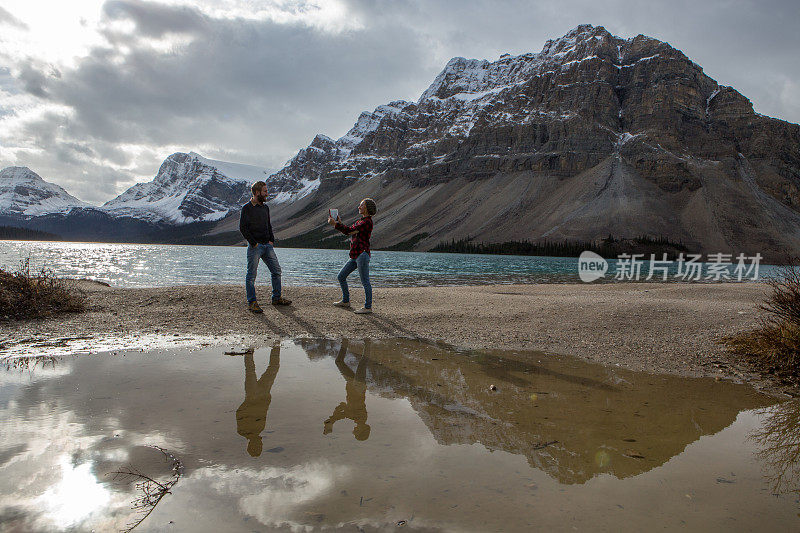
top-left (333, 300), bottom-right (351, 308)
top-left (354, 307), bottom-right (372, 314)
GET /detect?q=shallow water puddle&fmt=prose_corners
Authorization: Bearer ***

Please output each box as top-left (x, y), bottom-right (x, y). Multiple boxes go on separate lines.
top-left (1, 339), bottom-right (798, 531)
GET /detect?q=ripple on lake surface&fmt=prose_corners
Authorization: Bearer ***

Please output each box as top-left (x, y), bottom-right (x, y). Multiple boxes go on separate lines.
top-left (0, 339), bottom-right (798, 531)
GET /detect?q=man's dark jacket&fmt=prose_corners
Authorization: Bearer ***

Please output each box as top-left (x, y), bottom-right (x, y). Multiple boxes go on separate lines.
top-left (239, 201), bottom-right (275, 247)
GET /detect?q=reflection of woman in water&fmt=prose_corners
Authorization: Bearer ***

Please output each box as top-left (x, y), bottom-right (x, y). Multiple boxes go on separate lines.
top-left (235, 344), bottom-right (280, 457)
top-left (324, 339), bottom-right (370, 441)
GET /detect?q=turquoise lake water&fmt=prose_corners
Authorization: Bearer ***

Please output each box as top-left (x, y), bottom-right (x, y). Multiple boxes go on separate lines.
top-left (0, 240), bottom-right (780, 288)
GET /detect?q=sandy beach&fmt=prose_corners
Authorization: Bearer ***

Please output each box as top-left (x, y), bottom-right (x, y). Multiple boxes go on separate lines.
top-left (2, 280), bottom-right (786, 392)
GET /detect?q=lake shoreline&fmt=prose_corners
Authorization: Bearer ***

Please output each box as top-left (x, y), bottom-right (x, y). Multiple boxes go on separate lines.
top-left (2, 281), bottom-right (794, 397)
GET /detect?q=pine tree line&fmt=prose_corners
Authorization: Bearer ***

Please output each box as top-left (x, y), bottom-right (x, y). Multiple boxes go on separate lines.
top-left (430, 234), bottom-right (690, 259)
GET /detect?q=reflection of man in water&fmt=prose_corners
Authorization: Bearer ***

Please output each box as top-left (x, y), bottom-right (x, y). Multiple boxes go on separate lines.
top-left (324, 339), bottom-right (370, 441)
top-left (236, 344), bottom-right (280, 457)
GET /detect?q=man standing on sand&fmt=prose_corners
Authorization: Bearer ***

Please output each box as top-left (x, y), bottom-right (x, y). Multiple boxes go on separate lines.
top-left (239, 181), bottom-right (291, 313)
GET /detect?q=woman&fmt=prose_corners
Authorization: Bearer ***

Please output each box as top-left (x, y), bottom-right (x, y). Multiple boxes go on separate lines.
top-left (327, 198), bottom-right (376, 314)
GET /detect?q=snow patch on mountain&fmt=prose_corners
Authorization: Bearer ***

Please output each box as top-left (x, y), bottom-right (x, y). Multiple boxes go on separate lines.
top-left (271, 178), bottom-right (320, 204)
top-left (187, 152), bottom-right (271, 183)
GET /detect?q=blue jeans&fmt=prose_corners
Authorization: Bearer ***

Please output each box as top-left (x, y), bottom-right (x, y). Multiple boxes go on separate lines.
top-left (338, 252), bottom-right (371, 308)
top-left (246, 243), bottom-right (281, 303)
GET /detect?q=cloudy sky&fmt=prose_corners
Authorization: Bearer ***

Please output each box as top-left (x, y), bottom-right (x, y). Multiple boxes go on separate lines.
top-left (1, 0), bottom-right (798, 204)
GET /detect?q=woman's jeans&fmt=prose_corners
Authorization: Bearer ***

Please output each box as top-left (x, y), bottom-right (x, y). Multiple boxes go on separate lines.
top-left (246, 243), bottom-right (282, 303)
top-left (338, 252), bottom-right (371, 308)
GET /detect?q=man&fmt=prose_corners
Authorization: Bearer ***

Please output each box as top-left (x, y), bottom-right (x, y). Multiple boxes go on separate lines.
top-left (235, 344), bottom-right (280, 457)
top-left (239, 181), bottom-right (291, 313)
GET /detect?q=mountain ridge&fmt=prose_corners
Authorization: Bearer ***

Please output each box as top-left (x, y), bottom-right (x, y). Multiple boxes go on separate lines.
top-left (203, 23), bottom-right (799, 261)
top-left (0, 152), bottom-right (271, 240)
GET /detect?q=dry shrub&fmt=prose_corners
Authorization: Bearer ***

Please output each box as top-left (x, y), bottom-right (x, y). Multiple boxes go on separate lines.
top-left (724, 260), bottom-right (800, 383)
top-left (750, 399), bottom-right (800, 497)
top-left (0, 259), bottom-right (86, 320)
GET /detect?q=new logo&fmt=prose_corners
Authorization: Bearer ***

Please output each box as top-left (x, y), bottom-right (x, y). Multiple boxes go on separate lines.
top-left (578, 251), bottom-right (608, 282)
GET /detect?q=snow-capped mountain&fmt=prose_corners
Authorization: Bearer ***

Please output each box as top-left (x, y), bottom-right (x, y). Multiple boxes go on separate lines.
top-left (266, 100), bottom-right (410, 202)
top-left (250, 23), bottom-right (800, 261)
top-left (266, 24), bottom-right (696, 197)
top-left (0, 152), bottom-right (274, 240)
top-left (0, 166), bottom-right (91, 216)
top-left (102, 152), bottom-right (259, 224)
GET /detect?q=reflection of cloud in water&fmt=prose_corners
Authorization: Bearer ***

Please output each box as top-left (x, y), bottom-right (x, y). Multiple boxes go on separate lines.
top-left (38, 458), bottom-right (111, 527)
top-left (0, 405), bottom-right (100, 469)
top-left (192, 462), bottom-right (348, 531)
top-left (0, 402), bottom-right (182, 532)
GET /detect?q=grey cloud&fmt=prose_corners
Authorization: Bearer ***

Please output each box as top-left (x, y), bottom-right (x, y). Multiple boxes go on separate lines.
top-left (3, 0), bottom-right (799, 204)
top-left (4, 1), bottom-right (434, 202)
top-left (36, 6), bottom-right (432, 154)
top-left (4, 143), bottom-right (146, 204)
top-left (0, 6), bottom-right (28, 30)
top-left (102, 0), bottom-right (208, 37)
top-left (16, 61), bottom-right (51, 98)
top-left (0, 67), bottom-right (17, 93)
top-left (20, 111), bottom-right (66, 148)
top-left (0, 67), bottom-right (20, 117)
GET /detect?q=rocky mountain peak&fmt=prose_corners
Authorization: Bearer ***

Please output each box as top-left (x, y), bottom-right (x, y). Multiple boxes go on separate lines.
top-left (0, 166), bottom-right (90, 216)
top-left (336, 100), bottom-right (411, 154)
top-left (1, 166), bottom-right (41, 182)
top-left (150, 152), bottom-right (211, 187)
top-left (417, 24), bottom-right (704, 107)
top-left (310, 134), bottom-right (336, 151)
top-left (540, 24), bottom-right (616, 57)
top-left (101, 152), bottom-right (252, 224)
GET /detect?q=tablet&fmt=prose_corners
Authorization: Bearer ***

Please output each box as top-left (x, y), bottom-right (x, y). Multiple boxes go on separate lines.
top-left (329, 209), bottom-right (339, 220)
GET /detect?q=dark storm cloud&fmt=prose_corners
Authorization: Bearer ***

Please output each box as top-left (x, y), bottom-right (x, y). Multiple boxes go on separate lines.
top-left (0, 6), bottom-right (28, 30)
top-left (3, 0), bottom-right (799, 204)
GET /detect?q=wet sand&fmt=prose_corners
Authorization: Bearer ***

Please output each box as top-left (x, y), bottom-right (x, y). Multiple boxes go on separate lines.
top-left (0, 281), bottom-right (781, 391)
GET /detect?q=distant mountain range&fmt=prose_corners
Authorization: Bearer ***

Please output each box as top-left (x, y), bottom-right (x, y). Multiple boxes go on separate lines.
top-left (2, 24), bottom-right (799, 260)
top-left (0, 152), bottom-right (272, 241)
